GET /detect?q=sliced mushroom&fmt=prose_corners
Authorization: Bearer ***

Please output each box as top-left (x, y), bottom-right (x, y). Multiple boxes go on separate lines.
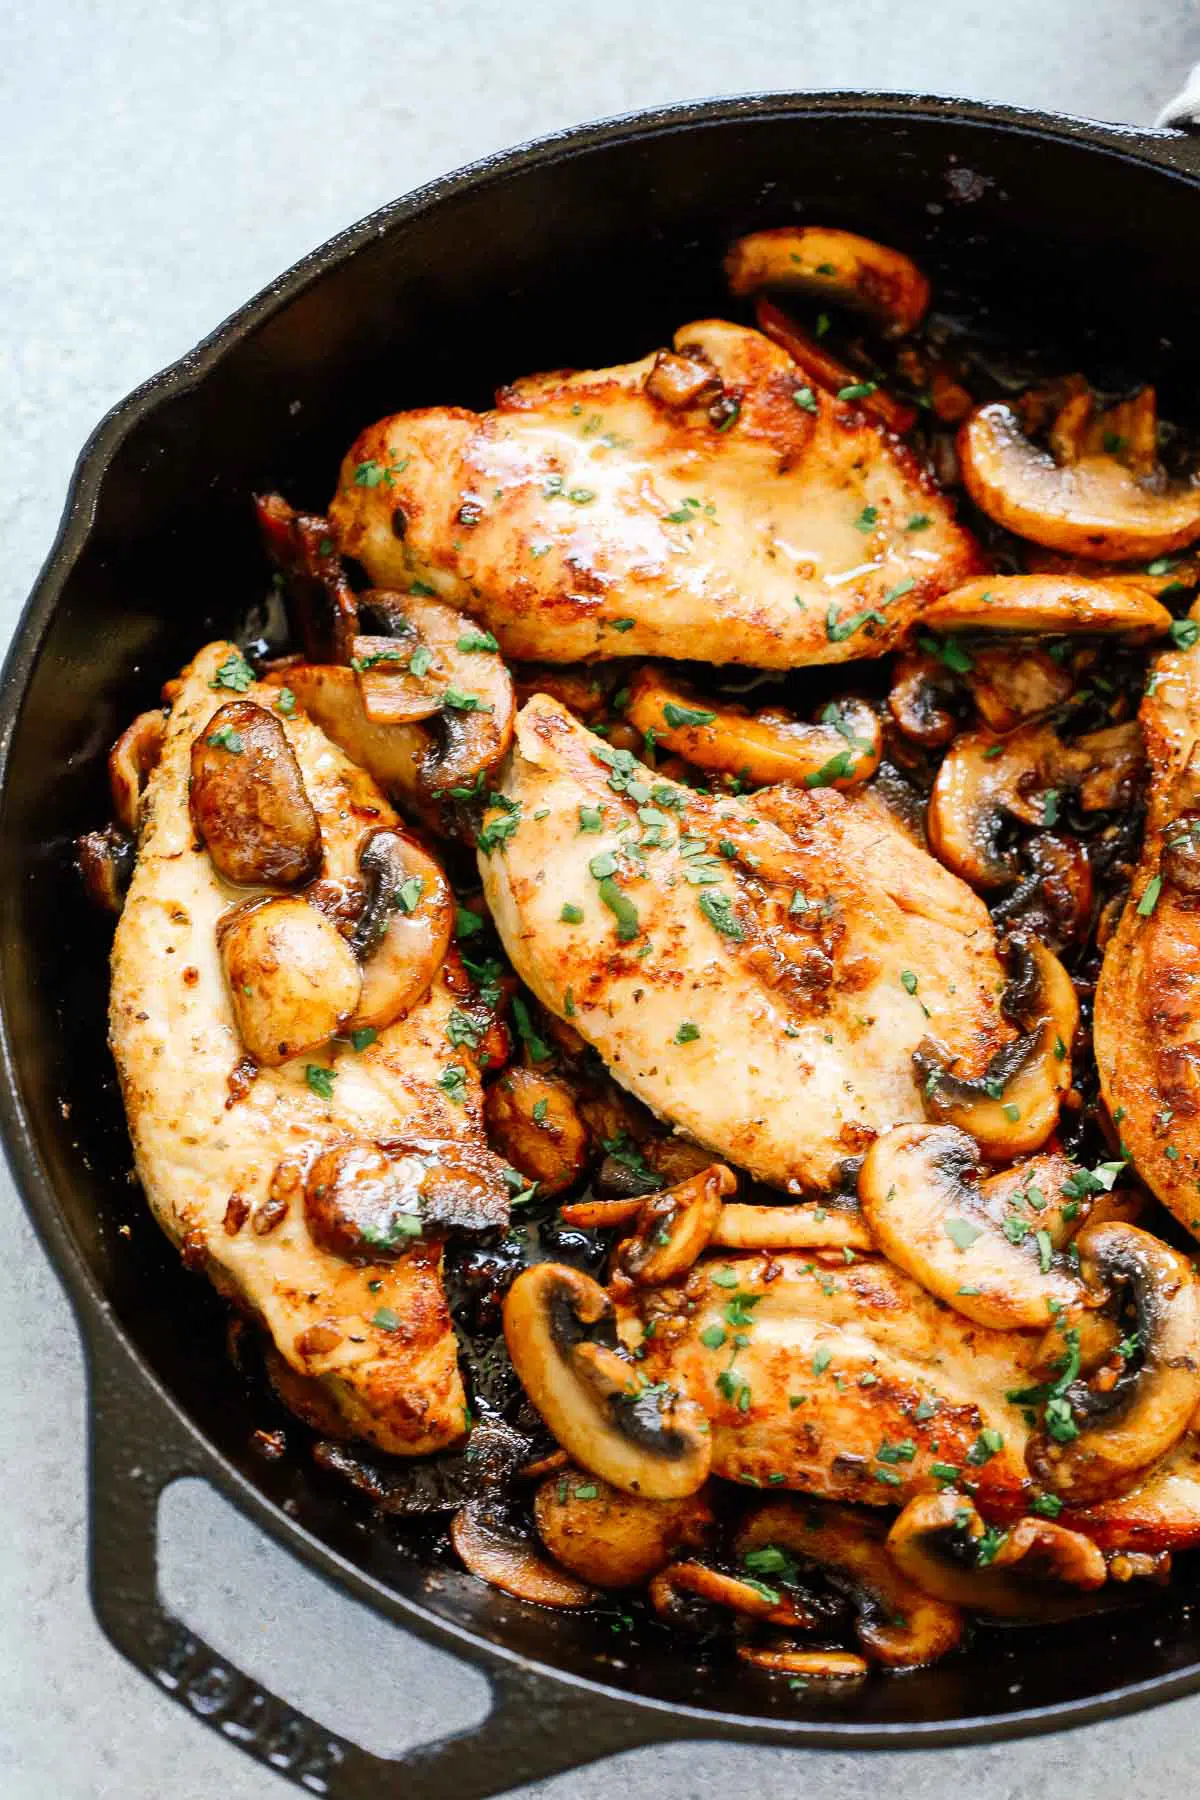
top-left (450, 1501), bottom-right (596, 1608)
top-left (964, 643), bottom-right (1075, 733)
top-left (928, 719), bottom-right (1144, 888)
top-left (304, 1134), bottom-right (509, 1256)
top-left (755, 298), bottom-right (917, 435)
top-left (990, 833), bottom-right (1094, 954)
top-left (710, 1199), bottom-right (874, 1253)
top-left (918, 574), bottom-right (1170, 640)
top-left (255, 491), bottom-right (359, 663)
top-left (190, 700), bottom-right (322, 886)
top-left (627, 665), bottom-right (881, 790)
top-left (484, 1067), bottom-right (589, 1198)
top-left (108, 708), bottom-right (166, 833)
top-left (1023, 544), bottom-right (1200, 599)
top-left (533, 1466), bottom-right (714, 1587)
top-left (1027, 1221), bottom-right (1200, 1504)
top-left (915, 935), bottom-right (1077, 1158)
top-left (77, 824), bottom-right (136, 915)
top-left (887, 652), bottom-right (961, 748)
top-left (502, 1262), bottom-right (711, 1498)
top-left (859, 1124), bottom-right (1082, 1328)
top-left (737, 1646), bottom-right (869, 1680)
top-left (265, 664), bottom-right (427, 799)
top-left (886, 1491), bottom-right (1106, 1618)
top-left (735, 1500), bottom-right (963, 1669)
top-left (346, 828), bottom-right (452, 1031)
top-left (558, 1196), bottom-right (645, 1230)
top-left (351, 593), bottom-right (514, 791)
top-left (726, 227), bottom-right (930, 338)
top-left (219, 896), bottom-right (361, 1065)
top-left (649, 1560), bottom-right (812, 1630)
top-left (958, 401), bottom-right (1200, 561)
top-left (615, 1164), bottom-right (734, 1285)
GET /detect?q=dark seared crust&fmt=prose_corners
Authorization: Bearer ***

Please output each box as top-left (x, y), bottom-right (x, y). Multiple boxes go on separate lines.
top-left (189, 699), bottom-right (322, 886)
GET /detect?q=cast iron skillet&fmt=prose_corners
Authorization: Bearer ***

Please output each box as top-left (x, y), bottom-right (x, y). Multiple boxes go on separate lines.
top-left (5, 89), bottom-right (1200, 1799)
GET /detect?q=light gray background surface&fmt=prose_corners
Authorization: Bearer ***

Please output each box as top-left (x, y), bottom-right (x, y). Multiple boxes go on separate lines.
top-left (5, 3), bottom-right (1200, 1796)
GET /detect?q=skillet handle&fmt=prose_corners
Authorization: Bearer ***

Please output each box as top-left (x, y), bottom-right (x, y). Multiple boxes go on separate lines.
top-left (88, 1338), bottom-right (665, 1797)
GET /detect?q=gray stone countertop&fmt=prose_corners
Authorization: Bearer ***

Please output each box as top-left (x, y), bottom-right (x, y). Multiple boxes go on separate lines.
top-left (4, 2), bottom-right (1200, 1794)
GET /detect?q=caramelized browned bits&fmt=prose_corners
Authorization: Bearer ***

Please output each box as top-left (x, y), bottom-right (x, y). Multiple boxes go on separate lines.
top-left (190, 699), bottom-right (322, 885)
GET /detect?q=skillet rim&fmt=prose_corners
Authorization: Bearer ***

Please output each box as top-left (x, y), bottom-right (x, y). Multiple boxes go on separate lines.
top-left (5, 86), bottom-right (1200, 1752)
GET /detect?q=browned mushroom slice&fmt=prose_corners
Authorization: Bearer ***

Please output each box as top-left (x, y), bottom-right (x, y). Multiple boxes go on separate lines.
top-left (928, 719), bottom-right (1144, 889)
top-left (255, 491), bottom-right (359, 664)
top-left (915, 936), bottom-right (1077, 1159)
top-left (886, 1491), bottom-right (1106, 1617)
top-left (918, 574), bottom-right (1170, 640)
top-left (1027, 1222), bottom-right (1200, 1504)
top-left (346, 828), bottom-right (452, 1031)
top-left (1023, 544), bottom-right (1200, 600)
top-left (77, 824), bottom-right (136, 915)
top-left (450, 1501), bottom-right (596, 1608)
top-left (484, 1067), bottom-right (589, 1198)
top-left (858, 1124), bottom-right (1083, 1328)
top-left (219, 896), bottom-right (361, 1065)
top-left (755, 298), bottom-right (918, 436)
top-left (964, 644), bottom-right (1075, 733)
top-left (503, 1263), bottom-right (711, 1498)
top-left (558, 1195), bottom-right (644, 1230)
top-left (735, 1500), bottom-right (963, 1669)
top-left (190, 700), bottom-right (323, 886)
top-left (533, 1466), bottom-right (714, 1587)
top-left (649, 1560), bottom-right (812, 1630)
top-left (737, 1646), bottom-right (869, 1680)
top-left (626, 666), bottom-right (881, 790)
top-left (264, 663), bottom-right (427, 799)
top-left (109, 708), bottom-right (166, 833)
top-left (958, 402), bottom-right (1200, 561)
top-left (710, 1198), bottom-right (873, 1253)
top-left (644, 346), bottom-right (723, 409)
top-left (726, 227), bottom-right (930, 338)
top-left (304, 1134), bottom-right (509, 1254)
top-left (887, 652), bottom-right (960, 748)
top-left (615, 1164), bottom-right (734, 1285)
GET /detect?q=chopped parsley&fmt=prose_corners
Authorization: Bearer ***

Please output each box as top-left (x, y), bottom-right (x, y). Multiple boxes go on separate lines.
top-left (206, 724), bottom-right (244, 754)
top-left (305, 1064), bottom-right (336, 1100)
top-left (663, 701), bottom-right (717, 729)
top-left (456, 629), bottom-right (500, 653)
top-left (698, 890), bottom-right (745, 940)
top-left (673, 1021), bottom-right (701, 1044)
top-left (209, 651), bottom-right (254, 692)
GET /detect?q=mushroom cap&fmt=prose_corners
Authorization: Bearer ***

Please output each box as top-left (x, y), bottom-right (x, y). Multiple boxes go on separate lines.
top-left (886, 1490), bottom-right (1107, 1618)
top-left (533, 1467), bottom-right (714, 1588)
top-left (959, 402), bottom-right (1200, 561)
top-left (858, 1123), bottom-right (1083, 1328)
top-left (918, 573), bottom-right (1171, 641)
top-left (347, 827), bottom-right (453, 1032)
top-left (726, 226), bottom-right (930, 338)
top-left (1028, 1221), bottom-right (1200, 1504)
top-left (450, 1501), bottom-right (596, 1608)
top-left (219, 896), bottom-right (361, 1066)
top-left (502, 1262), bottom-right (712, 1499)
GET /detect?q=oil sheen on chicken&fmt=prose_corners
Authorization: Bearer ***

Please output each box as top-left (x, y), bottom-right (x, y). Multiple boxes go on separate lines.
top-left (109, 642), bottom-right (485, 1455)
top-left (328, 319), bottom-right (982, 670)
top-left (479, 695), bottom-right (1025, 1192)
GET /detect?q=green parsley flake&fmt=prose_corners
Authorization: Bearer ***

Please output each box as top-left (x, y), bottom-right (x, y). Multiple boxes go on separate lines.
top-left (206, 724), bottom-right (244, 754)
top-left (673, 1020), bottom-right (701, 1044)
top-left (209, 651), bottom-right (254, 692)
top-left (456, 629), bottom-right (500, 653)
top-left (305, 1064), bottom-right (336, 1100)
top-left (663, 701), bottom-right (717, 729)
top-left (273, 687), bottom-right (296, 717)
top-left (944, 1217), bottom-right (982, 1251)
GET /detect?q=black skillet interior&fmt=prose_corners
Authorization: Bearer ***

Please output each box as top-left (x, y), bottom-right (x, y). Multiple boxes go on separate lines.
top-left (7, 95), bottom-right (1200, 1741)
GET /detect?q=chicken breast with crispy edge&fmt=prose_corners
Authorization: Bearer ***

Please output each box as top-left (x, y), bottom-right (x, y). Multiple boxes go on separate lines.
top-left (479, 695), bottom-right (1022, 1192)
top-left (1095, 599), bottom-right (1200, 1238)
top-left (620, 1251), bottom-right (1040, 1513)
top-left (328, 319), bottom-right (982, 670)
top-left (110, 641), bottom-right (494, 1455)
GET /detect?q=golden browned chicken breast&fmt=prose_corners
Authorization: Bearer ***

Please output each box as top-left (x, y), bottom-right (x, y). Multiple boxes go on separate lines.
top-left (621, 1251), bottom-right (1040, 1512)
top-left (478, 696), bottom-right (1064, 1192)
top-left (110, 642), bottom-right (505, 1455)
top-left (1095, 602), bottom-right (1200, 1236)
top-left (328, 319), bottom-right (982, 669)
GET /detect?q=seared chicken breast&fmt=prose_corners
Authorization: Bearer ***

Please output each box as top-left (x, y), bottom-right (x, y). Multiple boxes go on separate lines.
top-left (328, 319), bottom-right (981, 670)
top-left (622, 1251), bottom-right (1040, 1512)
top-left (479, 695), bottom-right (1022, 1192)
top-left (1095, 603), bottom-right (1200, 1237)
top-left (110, 642), bottom-right (497, 1455)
